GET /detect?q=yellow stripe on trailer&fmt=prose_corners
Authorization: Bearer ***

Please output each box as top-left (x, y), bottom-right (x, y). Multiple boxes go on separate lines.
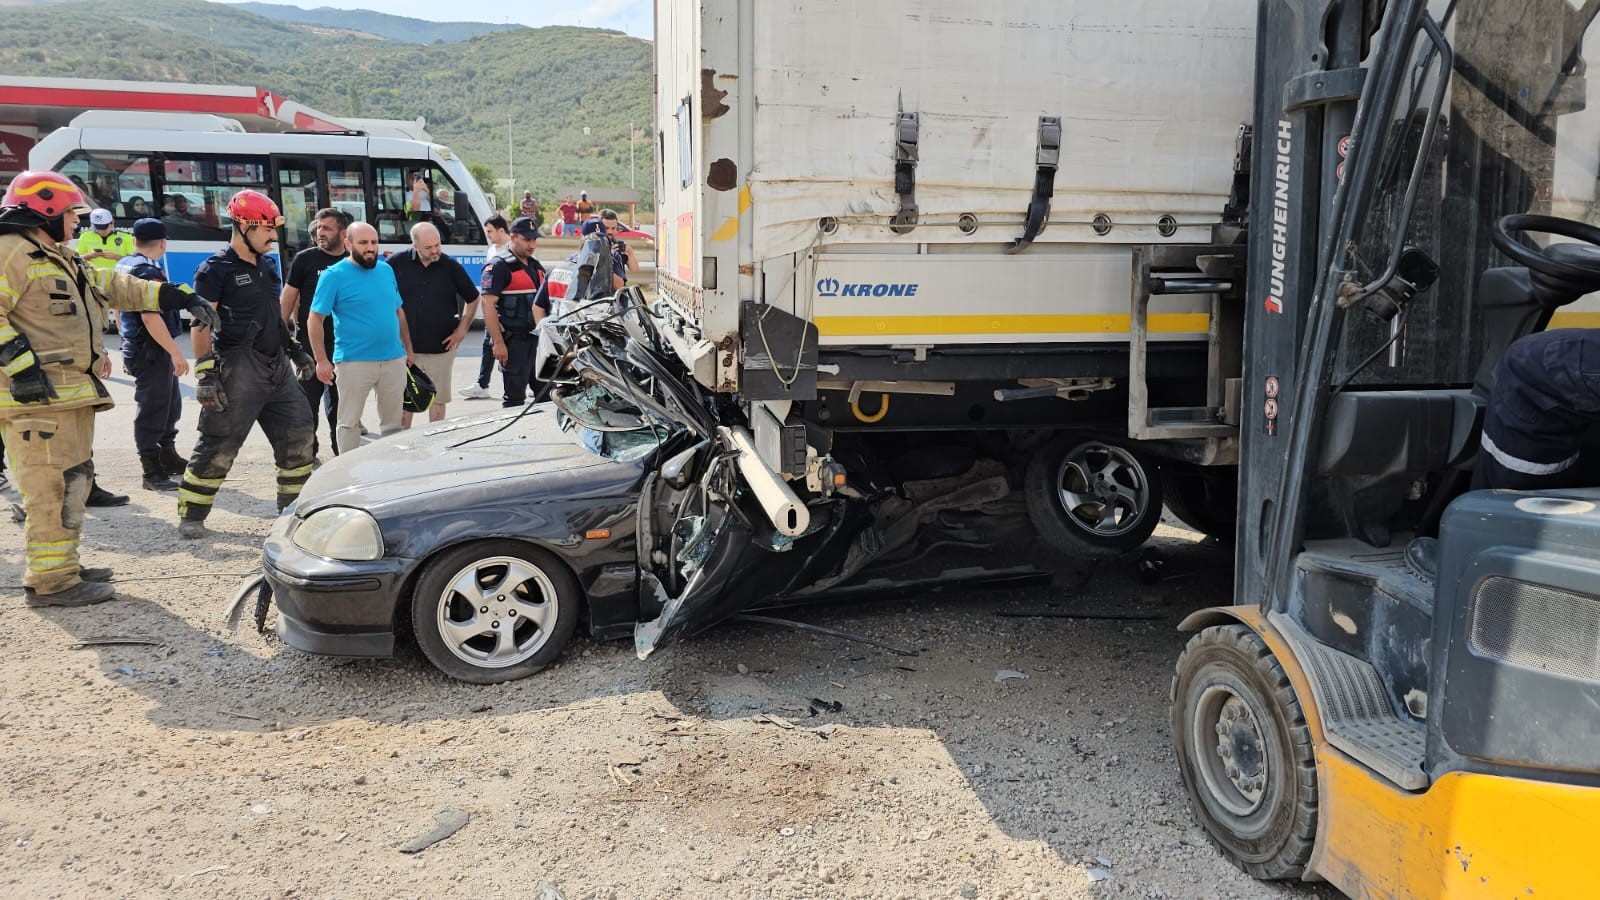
top-left (1548, 312), bottom-right (1600, 329)
top-left (814, 312), bottom-right (1211, 338)
top-left (709, 186), bottom-right (754, 243)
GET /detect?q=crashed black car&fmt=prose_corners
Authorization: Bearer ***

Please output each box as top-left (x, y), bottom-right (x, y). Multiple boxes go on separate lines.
top-left (239, 243), bottom-right (1019, 683)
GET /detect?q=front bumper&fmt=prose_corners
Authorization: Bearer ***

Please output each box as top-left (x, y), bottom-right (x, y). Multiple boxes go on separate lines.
top-left (262, 534), bottom-right (418, 658)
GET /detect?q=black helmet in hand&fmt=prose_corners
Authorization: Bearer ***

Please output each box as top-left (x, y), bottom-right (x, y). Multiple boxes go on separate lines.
top-left (403, 363), bottom-right (436, 414)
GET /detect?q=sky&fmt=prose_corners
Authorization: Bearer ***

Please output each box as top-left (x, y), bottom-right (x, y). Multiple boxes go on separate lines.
top-left (221, 0), bottom-right (654, 39)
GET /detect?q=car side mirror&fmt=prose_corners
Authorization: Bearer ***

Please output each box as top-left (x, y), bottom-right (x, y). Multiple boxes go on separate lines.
top-left (662, 440), bottom-right (709, 488)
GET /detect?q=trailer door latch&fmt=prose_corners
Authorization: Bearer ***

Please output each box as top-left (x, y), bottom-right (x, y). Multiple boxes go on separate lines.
top-left (1009, 115), bottom-right (1061, 255)
top-left (891, 111), bottom-right (920, 235)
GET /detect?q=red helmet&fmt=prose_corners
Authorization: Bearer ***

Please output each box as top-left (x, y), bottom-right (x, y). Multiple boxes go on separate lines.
top-left (226, 189), bottom-right (283, 228)
top-left (2, 170), bottom-right (91, 217)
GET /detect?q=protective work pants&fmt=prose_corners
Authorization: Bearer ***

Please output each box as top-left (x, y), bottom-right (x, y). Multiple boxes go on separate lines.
top-left (179, 349), bottom-right (315, 523)
top-left (1474, 329), bottom-right (1600, 490)
top-left (501, 332), bottom-right (538, 407)
top-left (0, 405), bottom-right (96, 594)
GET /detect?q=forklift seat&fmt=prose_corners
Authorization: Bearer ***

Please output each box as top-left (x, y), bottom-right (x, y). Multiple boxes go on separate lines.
top-left (1320, 389), bottom-right (1482, 476)
top-left (1315, 389), bottom-right (1483, 545)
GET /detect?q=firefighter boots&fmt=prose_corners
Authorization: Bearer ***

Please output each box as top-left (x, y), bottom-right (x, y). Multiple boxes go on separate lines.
top-left (25, 581), bottom-right (115, 608)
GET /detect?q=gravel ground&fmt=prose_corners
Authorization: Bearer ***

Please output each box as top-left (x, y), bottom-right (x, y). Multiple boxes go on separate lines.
top-left (0, 338), bottom-right (1337, 899)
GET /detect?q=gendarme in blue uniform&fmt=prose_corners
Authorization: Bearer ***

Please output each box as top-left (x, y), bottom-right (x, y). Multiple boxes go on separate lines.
top-left (193, 246), bottom-right (282, 356)
top-left (479, 247), bottom-right (548, 407)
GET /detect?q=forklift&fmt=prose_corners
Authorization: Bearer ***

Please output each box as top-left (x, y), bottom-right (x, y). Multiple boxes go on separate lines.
top-left (1171, 0), bottom-right (1600, 895)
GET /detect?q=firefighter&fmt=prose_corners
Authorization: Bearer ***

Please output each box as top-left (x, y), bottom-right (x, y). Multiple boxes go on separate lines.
top-left (0, 170), bottom-right (219, 607)
top-left (177, 190), bottom-right (316, 539)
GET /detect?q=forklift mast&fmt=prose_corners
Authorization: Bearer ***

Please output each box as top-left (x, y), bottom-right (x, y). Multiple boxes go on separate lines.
top-left (1237, 0), bottom-right (1375, 603)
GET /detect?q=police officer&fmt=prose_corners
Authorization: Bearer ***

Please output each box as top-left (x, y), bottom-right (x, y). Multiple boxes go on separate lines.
top-left (177, 190), bottom-right (316, 539)
top-left (0, 171), bottom-right (218, 607)
top-left (479, 216), bottom-right (548, 407)
top-left (1473, 328), bottom-right (1600, 490)
top-left (116, 218), bottom-right (190, 491)
top-left (76, 208), bottom-right (133, 274)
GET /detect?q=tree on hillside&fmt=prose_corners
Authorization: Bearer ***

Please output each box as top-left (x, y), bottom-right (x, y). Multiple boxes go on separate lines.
top-left (466, 163), bottom-right (495, 193)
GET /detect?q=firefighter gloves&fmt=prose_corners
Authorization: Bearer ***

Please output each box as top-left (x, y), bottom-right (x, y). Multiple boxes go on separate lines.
top-left (193, 355), bottom-right (227, 412)
top-left (157, 282), bottom-right (221, 331)
top-left (9, 365), bottom-right (55, 404)
top-left (0, 331), bottom-right (54, 404)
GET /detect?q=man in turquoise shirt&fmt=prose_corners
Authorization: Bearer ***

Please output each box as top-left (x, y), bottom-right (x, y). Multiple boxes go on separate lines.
top-left (307, 222), bottom-right (414, 454)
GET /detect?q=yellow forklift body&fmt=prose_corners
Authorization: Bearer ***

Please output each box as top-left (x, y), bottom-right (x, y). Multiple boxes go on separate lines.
top-left (1197, 605), bottom-right (1600, 898)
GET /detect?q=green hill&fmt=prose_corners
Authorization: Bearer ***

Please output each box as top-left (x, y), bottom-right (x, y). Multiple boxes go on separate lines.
top-left (234, 2), bottom-right (518, 45)
top-left (0, 0), bottom-right (654, 209)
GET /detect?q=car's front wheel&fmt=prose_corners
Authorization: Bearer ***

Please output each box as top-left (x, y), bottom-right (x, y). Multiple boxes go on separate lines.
top-left (411, 540), bottom-right (580, 684)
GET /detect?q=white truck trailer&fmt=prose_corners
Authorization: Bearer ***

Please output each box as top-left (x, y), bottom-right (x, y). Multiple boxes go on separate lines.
top-left (651, 0), bottom-right (1258, 553)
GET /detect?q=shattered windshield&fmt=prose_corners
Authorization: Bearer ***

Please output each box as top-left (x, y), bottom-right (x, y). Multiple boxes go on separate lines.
top-left (1338, 0), bottom-right (1600, 386)
top-left (556, 382), bottom-right (682, 463)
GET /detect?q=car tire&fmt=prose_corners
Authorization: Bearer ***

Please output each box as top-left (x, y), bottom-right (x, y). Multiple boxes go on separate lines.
top-left (410, 540), bottom-right (580, 684)
top-left (1171, 624), bottom-right (1318, 879)
top-left (1023, 434), bottom-right (1162, 556)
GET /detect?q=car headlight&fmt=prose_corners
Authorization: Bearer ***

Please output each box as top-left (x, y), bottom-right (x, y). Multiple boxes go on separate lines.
top-left (291, 507), bottom-right (384, 561)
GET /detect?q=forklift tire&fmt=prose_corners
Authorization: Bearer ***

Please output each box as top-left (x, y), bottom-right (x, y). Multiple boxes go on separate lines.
top-left (1023, 435), bottom-right (1162, 556)
top-left (1160, 464), bottom-right (1238, 541)
top-left (1171, 625), bottom-right (1318, 879)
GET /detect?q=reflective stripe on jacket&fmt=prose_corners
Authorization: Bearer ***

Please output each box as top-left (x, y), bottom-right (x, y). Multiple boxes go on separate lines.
top-left (0, 232), bottom-right (163, 416)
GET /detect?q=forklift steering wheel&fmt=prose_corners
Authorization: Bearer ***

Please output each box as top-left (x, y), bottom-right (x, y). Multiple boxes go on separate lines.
top-left (1491, 214), bottom-right (1600, 300)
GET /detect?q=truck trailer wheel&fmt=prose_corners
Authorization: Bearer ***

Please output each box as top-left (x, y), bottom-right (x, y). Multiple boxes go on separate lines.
top-left (1171, 625), bottom-right (1318, 880)
top-left (1160, 463), bottom-right (1238, 541)
top-left (1023, 435), bottom-right (1162, 555)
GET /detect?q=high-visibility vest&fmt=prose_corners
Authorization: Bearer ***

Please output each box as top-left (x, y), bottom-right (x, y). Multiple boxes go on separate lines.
top-left (75, 230), bottom-right (134, 271)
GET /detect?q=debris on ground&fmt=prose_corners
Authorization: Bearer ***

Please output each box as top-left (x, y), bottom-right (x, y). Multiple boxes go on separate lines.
top-left (807, 698), bottom-right (843, 715)
top-left (69, 637), bottom-right (168, 650)
top-left (398, 809), bottom-right (470, 854)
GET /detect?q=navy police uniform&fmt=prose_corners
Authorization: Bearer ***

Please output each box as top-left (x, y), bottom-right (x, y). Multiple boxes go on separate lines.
top-left (179, 247), bottom-right (315, 524)
top-left (480, 246), bottom-right (549, 407)
top-left (115, 253), bottom-right (184, 459)
top-left (1474, 328), bottom-right (1600, 490)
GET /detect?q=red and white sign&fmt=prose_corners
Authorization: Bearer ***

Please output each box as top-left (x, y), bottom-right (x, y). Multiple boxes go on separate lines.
top-left (0, 123), bottom-right (38, 172)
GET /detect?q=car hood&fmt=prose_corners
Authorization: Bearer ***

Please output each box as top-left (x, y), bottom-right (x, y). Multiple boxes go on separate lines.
top-left (296, 407), bottom-right (633, 514)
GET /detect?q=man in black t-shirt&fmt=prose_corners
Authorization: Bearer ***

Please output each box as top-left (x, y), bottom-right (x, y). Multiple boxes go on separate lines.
top-left (278, 208), bottom-right (350, 456)
top-left (388, 221), bottom-right (479, 426)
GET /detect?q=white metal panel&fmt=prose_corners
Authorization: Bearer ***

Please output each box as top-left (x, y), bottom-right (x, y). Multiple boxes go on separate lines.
top-left (745, 0), bottom-right (1257, 260)
top-left (802, 250), bottom-right (1212, 345)
top-left (35, 128), bottom-right (374, 162)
